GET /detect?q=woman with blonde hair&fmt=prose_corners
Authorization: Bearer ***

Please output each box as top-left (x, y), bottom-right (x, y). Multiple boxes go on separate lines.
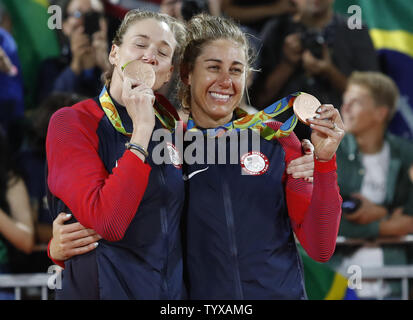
top-left (46, 10), bottom-right (187, 299)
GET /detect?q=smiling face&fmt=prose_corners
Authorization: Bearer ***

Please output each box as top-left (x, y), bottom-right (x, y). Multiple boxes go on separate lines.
top-left (109, 18), bottom-right (177, 91)
top-left (187, 39), bottom-right (247, 126)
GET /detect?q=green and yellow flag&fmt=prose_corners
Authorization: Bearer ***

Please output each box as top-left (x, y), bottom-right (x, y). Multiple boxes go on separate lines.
top-left (299, 245), bottom-right (358, 300)
top-left (335, 0), bottom-right (413, 140)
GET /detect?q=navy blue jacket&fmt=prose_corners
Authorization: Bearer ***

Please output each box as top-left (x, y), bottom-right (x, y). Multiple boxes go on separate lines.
top-left (184, 122), bottom-right (342, 299)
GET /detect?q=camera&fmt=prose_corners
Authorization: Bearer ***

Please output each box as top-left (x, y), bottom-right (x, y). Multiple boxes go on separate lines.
top-left (341, 196), bottom-right (361, 215)
top-left (300, 29), bottom-right (325, 59)
top-left (83, 11), bottom-right (102, 39)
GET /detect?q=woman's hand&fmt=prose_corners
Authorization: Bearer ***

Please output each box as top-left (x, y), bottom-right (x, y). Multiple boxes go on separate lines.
top-left (286, 139), bottom-right (314, 182)
top-left (121, 77), bottom-right (156, 161)
top-left (307, 104), bottom-right (345, 161)
top-left (122, 77), bottom-right (156, 130)
top-left (49, 212), bottom-right (101, 261)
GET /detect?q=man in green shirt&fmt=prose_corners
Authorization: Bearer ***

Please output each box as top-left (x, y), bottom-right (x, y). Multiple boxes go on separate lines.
top-left (330, 71), bottom-right (413, 299)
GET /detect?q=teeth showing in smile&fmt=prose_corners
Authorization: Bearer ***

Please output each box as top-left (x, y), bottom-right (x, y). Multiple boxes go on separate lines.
top-left (210, 92), bottom-right (230, 100)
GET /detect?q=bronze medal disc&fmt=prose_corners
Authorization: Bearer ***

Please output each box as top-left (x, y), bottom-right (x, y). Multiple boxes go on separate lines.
top-left (293, 92), bottom-right (321, 125)
top-left (122, 60), bottom-right (156, 88)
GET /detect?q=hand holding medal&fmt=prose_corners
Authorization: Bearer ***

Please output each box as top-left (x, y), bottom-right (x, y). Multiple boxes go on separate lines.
top-left (293, 92), bottom-right (345, 161)
top-left (293, 93), bottom-right (321, 125)
top-left (122, 59), bottom-right (156, 88)
top-left (119, 60), bottom-right (157, 162)
top-left (121, 59), bottom-right (157, 134)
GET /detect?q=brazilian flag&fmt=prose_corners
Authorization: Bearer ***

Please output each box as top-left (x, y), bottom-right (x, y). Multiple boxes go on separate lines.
top-left (299, 245), bottom-right (358, 300)
top-left (335, 0), bottom-right (413, 140)
top-left (1, 0), bottom-right (60, 109)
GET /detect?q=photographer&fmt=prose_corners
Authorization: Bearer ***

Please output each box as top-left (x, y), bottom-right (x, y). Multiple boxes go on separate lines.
top-left (37, 0), bottom-right (110, 102)
top-left (250, 0), bottom-right (379, 140)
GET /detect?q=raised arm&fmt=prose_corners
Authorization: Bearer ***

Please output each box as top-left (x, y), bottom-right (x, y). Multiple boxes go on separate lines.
top-left (286, 155), bottom-right (342, 262)
top-left (46, 106), bottom-right (151, 242)
top-left (267, 105), bottom-right (344, 262)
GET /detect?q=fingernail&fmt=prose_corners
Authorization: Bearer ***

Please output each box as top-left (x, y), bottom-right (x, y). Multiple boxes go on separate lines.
top-left (314, 114), bottom-right (320, 119)
top-left (94, 242), bottom-right (99, 248)
top-left (307, 118), bottom-right (314, 122)
top-left (65, 213), bottom-right (72, 218)
top-left (317, 107), bottom-right (322, 113)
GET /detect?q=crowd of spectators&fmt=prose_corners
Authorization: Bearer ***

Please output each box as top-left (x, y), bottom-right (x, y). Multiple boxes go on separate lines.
top-left (0, 0), bottom-right (412, 300)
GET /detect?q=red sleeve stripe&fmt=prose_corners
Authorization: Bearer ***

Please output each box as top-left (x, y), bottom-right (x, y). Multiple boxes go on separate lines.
top-left (303, 170), bottom-right (342, 261)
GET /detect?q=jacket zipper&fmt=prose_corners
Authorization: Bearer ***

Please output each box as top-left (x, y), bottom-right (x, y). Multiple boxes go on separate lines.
top-left (159, 168), bottom-right (169, 298)
top-left (221, 177), bottom-right (244, 299)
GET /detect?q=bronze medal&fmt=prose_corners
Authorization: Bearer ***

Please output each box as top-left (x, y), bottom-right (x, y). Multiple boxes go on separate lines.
top-left (293, 92), bottom-right (321, 125)
top-left (122, 60), bottom-right (156, 88)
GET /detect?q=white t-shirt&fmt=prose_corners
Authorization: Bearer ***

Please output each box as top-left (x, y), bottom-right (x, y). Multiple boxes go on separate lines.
top-left (340, 142), bottom-right (392, 299)
top-left (360, 142), bottom-right (390, 205)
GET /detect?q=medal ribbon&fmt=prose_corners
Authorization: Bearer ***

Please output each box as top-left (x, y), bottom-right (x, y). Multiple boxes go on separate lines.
top-left (186, 92), bottom-right (302, 140)
top-left (99, 86), bottom-right (177, 136)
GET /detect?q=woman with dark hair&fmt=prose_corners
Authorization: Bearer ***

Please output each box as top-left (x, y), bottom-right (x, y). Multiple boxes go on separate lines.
top-left (0, 128), bottom-right (34, 299)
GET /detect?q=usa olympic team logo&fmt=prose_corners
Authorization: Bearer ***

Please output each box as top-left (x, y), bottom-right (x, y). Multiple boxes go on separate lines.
top-left (240, 151), bottom-right (269, 175)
